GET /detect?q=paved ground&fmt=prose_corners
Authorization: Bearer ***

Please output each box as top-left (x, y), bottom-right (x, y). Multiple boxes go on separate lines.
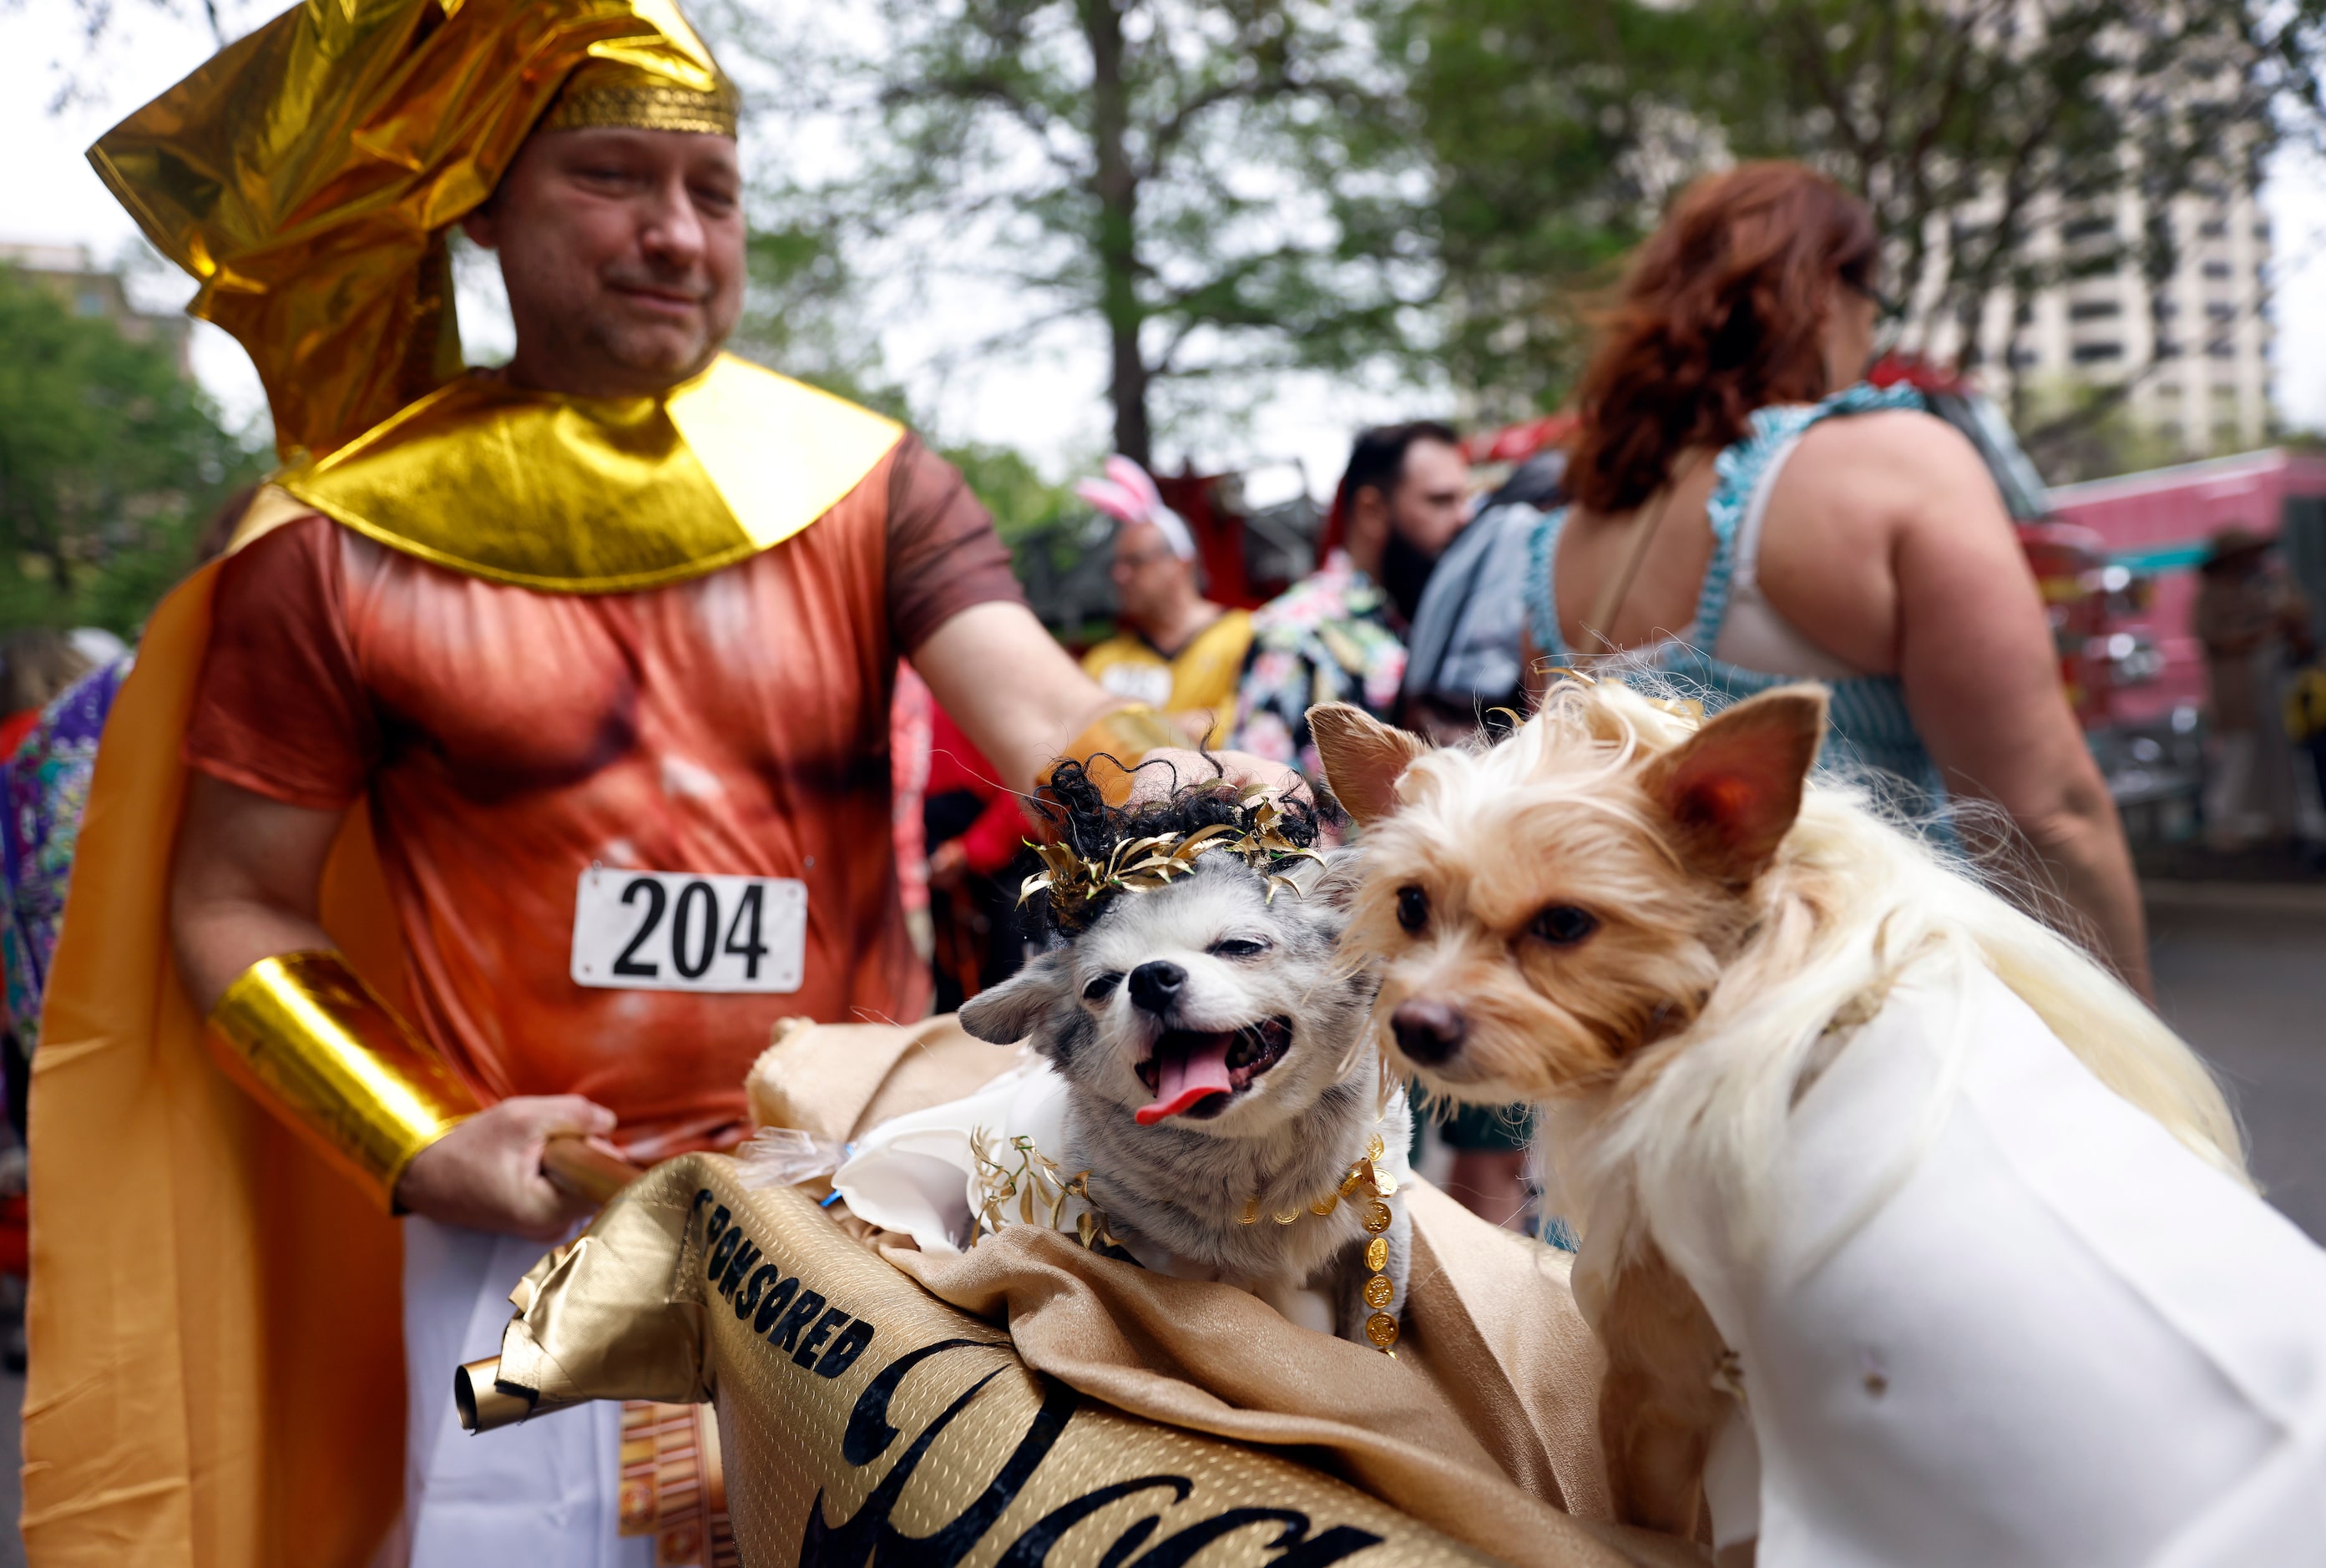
top-left (0, 1359), bottom-right (18, 1568)
top-left (2146, 886), bottom-right (2326, 1242)
top-left (0, 885), bottom-right (2311, 1556)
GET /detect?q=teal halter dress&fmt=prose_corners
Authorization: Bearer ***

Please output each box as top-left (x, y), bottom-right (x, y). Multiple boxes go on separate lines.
top-left (1525, 382), bottom-right (1953, 822)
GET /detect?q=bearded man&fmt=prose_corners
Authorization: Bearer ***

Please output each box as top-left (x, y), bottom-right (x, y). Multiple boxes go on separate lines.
top-left (1228, 422), bottom-right (1469, 782)
top-left (28, 4), bottom-right (1279, 1563)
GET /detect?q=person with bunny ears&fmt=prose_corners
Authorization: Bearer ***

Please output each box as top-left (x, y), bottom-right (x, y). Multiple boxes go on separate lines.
top-left (1077, 456), bottom-right (1256, 746)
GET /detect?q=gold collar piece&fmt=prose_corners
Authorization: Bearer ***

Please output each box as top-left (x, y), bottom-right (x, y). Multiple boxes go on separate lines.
top-left (271, 354), bottom-right (903, 594)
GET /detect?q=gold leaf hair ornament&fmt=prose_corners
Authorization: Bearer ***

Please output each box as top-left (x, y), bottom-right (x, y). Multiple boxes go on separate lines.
top-left (1017, 792), bottom-right (1326, 933)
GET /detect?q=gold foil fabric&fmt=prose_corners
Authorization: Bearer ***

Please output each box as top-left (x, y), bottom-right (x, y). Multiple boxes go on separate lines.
top-left (272, 353), bottom-right (903, 593)
top-left (206, 949), bottom-right (479, 1208)
top-left (485, 1155), bottom-right (1605, 1568)
top-left (88, 0), bottom-right (736, 461)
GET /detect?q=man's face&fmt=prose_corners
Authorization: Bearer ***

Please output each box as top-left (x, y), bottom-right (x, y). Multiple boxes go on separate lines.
top-left (1387, 438), bottom-right (1470, 557)
top-left (1110, 520), bottom-right (1191, 628)
top-left (463, 127), bottom-right (746, 397)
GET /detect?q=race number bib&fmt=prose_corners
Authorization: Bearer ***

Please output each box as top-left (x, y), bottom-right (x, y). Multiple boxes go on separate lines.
top-left (571, 867), bottom-right (807, 994)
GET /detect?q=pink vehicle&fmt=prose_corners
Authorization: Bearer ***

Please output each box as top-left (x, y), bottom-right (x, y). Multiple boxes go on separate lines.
top-left (2047, 448), bottom-right (2326, 726)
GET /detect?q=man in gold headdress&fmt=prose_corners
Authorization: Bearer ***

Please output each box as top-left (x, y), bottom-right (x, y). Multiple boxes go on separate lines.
top-left (27, 3), bottom-right (1282, 1563)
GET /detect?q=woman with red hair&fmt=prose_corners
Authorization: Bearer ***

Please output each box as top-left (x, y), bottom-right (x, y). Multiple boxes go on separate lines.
top-left (1523, 161), bottom-right (2150, 994)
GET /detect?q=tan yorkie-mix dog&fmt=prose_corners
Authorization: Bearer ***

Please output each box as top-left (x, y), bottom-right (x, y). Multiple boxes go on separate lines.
top-left (1309, 681), bottom-right (2258, 1551)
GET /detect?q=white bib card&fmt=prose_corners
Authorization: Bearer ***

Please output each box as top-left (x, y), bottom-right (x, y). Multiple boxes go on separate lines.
top-left (571, 867), bottom-right (807, 994)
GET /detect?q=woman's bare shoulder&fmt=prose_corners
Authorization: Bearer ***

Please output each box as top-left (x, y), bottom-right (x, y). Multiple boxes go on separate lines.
top-left (1786, 402), bottom-right (1990, 481)
top-left (1782, 407), bottom-right (2000, 519)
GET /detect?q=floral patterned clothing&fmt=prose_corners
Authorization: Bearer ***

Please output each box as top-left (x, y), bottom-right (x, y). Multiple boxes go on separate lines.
top-left (1, 656), bottom-right (131, 1051)
top-left (1227, 551), bottom-right (1408, 783)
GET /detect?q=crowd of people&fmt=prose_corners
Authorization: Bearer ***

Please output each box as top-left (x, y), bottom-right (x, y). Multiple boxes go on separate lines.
top-left (0, 0), bottom-right (2316, 1560)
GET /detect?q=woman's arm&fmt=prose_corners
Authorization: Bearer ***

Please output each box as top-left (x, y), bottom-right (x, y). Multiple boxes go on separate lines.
top-left (1766, 414), bottom-right (2152, 996)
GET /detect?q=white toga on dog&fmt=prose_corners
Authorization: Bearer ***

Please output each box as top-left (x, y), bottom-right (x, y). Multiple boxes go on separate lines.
top-left (1658, 962), bottom-right (2326, 1565)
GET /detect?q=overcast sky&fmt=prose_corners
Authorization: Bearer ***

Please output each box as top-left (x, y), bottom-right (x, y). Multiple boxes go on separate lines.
top-left (10, 0), bottom-right (2326, 501)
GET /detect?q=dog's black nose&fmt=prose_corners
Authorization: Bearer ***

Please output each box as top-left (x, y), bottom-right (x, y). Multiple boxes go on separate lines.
top-left (1127, 960), bottom-right (1186, 1014)
top-left (1391, 999), bottom-right (1466, 1065)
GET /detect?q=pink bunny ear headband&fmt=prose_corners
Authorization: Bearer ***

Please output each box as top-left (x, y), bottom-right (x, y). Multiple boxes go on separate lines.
top-left (1077, 454), bottom-right (1196, 561)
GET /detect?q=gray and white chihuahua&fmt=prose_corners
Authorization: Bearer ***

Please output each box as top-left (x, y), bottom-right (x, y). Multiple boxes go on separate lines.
top-left (958, 779), bottom-right (1410, 1347)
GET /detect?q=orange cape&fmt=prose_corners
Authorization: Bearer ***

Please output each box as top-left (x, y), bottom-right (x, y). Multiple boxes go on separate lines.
top-left (23, 559), bottom-right (412, 1565)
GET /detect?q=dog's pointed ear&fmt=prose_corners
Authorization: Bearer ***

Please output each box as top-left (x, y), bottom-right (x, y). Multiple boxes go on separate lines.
top-left (1309, 704), bottom-right (1428, 827)
top-left (1643, 685), bottom-right (1828, 884)
top-left (958, 948), bottom-right (1073, 1044)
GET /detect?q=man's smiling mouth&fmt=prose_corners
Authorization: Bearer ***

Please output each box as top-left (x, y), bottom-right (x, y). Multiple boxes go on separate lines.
top-left (1133, 1017), bottom-right (1292, 1125)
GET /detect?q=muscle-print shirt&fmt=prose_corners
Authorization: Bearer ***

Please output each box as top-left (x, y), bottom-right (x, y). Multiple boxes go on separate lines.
top-left (185, 435), bottom-right (1023, 1160)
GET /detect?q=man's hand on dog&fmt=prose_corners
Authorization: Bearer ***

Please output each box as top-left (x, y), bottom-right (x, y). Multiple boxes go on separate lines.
top-left (1129, 746), bottom-right (1310, 809)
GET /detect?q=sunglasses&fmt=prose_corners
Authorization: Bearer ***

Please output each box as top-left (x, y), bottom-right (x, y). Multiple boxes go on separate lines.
top-left (1848, 276), bottom-right (1906, 325)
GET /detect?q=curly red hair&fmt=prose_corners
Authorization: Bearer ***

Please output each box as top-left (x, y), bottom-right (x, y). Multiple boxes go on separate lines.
top-left (1567, 163), bottom-right (1879, 514)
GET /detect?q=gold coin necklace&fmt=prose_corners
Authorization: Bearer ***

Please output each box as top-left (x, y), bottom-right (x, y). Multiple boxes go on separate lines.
top-left (1236, 1130), bottom-right (1402, 1353)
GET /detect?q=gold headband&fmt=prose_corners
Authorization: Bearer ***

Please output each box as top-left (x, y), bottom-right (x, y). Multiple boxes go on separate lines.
top-left (543, 64), bottom-right (741, 138)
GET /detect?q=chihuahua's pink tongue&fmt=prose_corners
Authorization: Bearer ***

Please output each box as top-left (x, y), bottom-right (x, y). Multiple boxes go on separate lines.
top-left (1135, 1034), bottom-right (1236, 1125)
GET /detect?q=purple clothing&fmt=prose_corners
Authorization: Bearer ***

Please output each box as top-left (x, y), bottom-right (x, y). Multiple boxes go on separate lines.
top-left (1, 656), bottom-right (130, 1051)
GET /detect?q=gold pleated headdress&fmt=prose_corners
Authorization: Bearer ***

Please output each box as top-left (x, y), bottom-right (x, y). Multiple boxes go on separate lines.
top-left (88, 0), bottom-right (741, 462)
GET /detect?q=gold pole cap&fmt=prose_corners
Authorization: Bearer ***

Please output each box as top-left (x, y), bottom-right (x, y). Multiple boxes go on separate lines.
top-left (456, 1356), bottom-right (582, 1434)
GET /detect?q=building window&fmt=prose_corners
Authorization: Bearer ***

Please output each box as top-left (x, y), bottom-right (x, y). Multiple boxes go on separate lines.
top-left (2158, 340), bottom-right (2185, 358)
top-left (2155, 296), bottom-right (2182, 317)
top-left (2202, 260), bottom-right (2232, 279)
top-left (2157, 382), bottom-right (2183, 398)
top-left (2062, 215), bottom-right (2116, 241)
top-left (2072, 342), bottom-right (2124, 363)
top-left (2207, 301), bottom-right (2237, 321)
top-left (2198, 219), bottom-right (2227, 238)
top-left (2008, 346), bottom-right (2041, 368)
top-left (2070, 299), bottom-right (2121, 321)
top-left (2208, 341), bottom-right (2236, 358)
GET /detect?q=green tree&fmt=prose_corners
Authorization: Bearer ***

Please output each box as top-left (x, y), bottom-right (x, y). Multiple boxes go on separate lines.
top-left (1386, 0), bottom-right (1717, 420)
top-left (0, 266), bottom-right (262, 634)
top-left (1405, 0), bottom-right (2326, 442)
top-left (726, 225), bottom-right (915, 421)
top-left (726, 0), bottom-right (1432, 470)
top-left (1690, 0), bottom-right (2326, 460)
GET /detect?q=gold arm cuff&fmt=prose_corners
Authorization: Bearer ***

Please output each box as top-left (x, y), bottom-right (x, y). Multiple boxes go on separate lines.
top-left (207, 952), bottom-right (481, 1210)
top-left (1051, 704), bottom-right (1186, 803)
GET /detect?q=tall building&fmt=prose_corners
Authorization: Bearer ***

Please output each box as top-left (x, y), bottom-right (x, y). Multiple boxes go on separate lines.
top-left (1968, 182), bottom-right (2273, 459)
top-left (0, 241), bottom-right (192, 373)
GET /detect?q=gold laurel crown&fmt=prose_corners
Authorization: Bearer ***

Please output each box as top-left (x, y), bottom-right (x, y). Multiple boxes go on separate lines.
top-left (1017, 794), bottom-right (1323, 931)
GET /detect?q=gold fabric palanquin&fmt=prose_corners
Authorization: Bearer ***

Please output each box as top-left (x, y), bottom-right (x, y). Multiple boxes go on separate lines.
top-left (485, 1154), bottom-right (1660, 1567)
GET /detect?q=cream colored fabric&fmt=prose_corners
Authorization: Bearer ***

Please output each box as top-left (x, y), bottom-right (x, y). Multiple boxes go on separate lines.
top-left (747, 1012), bottom-right (1020, 1149)
top-left (494, 1156), bottom-right (1673, 1567)
top-left (746, 1017), bottom-right (1702, 1567)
